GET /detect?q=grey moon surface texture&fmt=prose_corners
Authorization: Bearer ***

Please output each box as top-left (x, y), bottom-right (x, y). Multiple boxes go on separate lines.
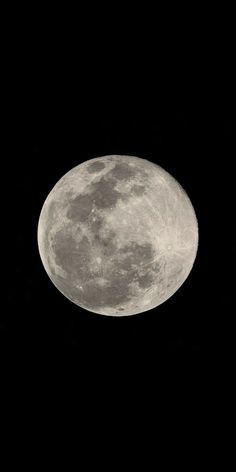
top-left (37, 155), bottom-right (198, 316)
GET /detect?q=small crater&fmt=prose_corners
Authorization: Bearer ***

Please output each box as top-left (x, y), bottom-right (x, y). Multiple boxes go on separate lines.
top-left (101, 234), bottom-right (117, 257)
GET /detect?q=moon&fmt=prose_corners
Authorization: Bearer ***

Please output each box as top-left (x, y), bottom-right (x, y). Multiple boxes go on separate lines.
top-left (37, 155), bottom-right (198, 316)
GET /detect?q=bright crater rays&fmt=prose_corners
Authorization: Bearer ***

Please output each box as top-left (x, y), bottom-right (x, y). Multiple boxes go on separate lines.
top-left (37, 155), bottom-right (198, 316)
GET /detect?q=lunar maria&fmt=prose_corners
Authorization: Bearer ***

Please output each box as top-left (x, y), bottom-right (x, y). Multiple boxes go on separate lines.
top-left (37, 155), bottom-right (198, 316)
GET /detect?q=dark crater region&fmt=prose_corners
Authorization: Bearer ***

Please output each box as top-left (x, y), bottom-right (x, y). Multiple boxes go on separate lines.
top-left (66, 161), bottom-right (148, 227)
top-left (50, 227), bottom-right (159, 310)
top-left (66, 162), bottom-right (137, 223)
top-left (49, 161), bottom-right (158, 310)
top-left (87, 161), bottom-right (106, 173)
top-left (110, 162), bottom-right (136, 181)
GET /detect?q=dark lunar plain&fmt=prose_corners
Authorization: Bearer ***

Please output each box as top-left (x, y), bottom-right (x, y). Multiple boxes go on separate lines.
top-left (2, 91), bottom-right (235, 417)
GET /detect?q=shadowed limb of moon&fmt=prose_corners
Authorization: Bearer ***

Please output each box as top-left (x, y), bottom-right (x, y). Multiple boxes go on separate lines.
top-left (37, 155), bottom-right (198, 316)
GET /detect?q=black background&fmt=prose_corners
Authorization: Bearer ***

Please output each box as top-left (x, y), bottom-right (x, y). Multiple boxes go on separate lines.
top-left (1, 6), bottom-right (236, 467)
top-left (4, 102), bottom-right (234, 381)
top-left (1, 25), bottom-right (235, 454)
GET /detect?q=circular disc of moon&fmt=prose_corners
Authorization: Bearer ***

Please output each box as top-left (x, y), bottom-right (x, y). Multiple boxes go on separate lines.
top-left (37, 155), bottom-right (198, 316)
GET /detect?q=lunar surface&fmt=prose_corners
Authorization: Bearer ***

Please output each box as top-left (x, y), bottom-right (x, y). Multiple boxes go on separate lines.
top-left (37, 155), bottom-right (198, 316)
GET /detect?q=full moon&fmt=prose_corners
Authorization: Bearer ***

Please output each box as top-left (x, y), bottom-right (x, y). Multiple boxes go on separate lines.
top-left (37, 155), bottom-right (198, 316)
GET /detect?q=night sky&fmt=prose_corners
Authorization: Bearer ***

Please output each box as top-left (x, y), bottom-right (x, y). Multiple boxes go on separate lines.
top-left (4, 109), bottom-right (234, 370)
top-left (1, 10), bottom-right (235, 466)
top-left (2, 56), bottom-right (235, 439)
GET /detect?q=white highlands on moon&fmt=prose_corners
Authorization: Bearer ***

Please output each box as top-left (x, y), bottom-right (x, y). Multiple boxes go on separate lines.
top-left (37, 155), bottom-right (198, 316)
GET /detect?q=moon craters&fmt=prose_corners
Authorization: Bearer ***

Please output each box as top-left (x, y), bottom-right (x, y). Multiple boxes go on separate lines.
top-left (38, 155), bottom-right (198, 316)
